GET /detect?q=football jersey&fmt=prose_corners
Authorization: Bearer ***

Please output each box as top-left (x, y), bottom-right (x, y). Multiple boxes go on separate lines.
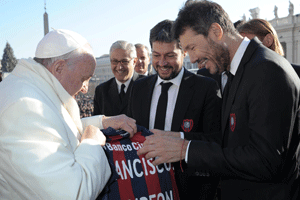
top-left (97, 125), bottom-right (179, 200)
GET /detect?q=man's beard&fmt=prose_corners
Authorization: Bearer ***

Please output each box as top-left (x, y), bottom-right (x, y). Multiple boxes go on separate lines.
top-left (154, 65), bottom-right (180, 80)
top-left (208, 38), bottom-right (231, 74)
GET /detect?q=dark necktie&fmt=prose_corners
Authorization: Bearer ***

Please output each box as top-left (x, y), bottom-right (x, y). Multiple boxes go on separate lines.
top-left (222, 71), bottom-right (234, 114)
top-left (119, 84), bottom-right (125, 102)
top-left (154, 82), bottom-right (173, 130)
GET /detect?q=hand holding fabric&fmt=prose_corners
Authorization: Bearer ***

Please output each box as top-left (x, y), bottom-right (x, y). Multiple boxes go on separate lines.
top-left (102, 114), bottom-right (137, 137)
top-left (137, 134), bottom-right (189, 165)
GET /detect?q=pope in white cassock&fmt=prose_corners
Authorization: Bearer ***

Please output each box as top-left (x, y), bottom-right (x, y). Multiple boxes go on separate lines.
top-left (0, 29), bottom-right (137, 200)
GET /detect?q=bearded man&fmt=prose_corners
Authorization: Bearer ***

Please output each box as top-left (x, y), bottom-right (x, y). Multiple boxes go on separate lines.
top-left (138, 1), bottom-right (300, 200)
top-left (128, 19), bottom-right (222, 200)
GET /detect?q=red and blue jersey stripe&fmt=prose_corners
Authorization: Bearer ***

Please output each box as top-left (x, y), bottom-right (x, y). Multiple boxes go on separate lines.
top-left (97, 125), bottom-right (179, 200)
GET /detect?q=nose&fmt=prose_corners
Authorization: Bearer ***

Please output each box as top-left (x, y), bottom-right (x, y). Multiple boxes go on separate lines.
top-left (80, 82), bottom-right (89, 94)
top-left (117, 62), bottom-right (124, 69)
top-left (158, 57), bottom-right (167, 66)
top-left (188, 52), bottom-right (198, 64)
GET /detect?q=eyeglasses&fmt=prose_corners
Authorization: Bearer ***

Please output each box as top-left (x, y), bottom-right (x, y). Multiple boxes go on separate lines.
top-left (111, 58), bottom-right (134, 66)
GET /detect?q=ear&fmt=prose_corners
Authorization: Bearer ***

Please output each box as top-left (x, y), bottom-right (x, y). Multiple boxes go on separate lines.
top-left (133, 57), bottom-right (138, 65)
top-left (208, 23), bottom-right (223, 42)
top-left (262, 33), bottom-right (274, 48)
top-left (48, 60), bottom-right (66, 79)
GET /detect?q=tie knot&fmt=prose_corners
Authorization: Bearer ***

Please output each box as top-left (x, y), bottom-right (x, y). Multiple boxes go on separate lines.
top-left (121, 84), bottom-right (125, 91)
top-left (160, 82), bottom-right (173, 93)
top-left (225, 71), bottom-right (234, 82)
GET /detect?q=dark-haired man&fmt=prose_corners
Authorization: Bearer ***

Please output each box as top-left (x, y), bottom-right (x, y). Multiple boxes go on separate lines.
top-left (128, 19), bottom-right (221, 200)
top-left (138, 1), bottom-right (300, 200)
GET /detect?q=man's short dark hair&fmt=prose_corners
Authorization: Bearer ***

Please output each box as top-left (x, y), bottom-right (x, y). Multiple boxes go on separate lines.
top-left (173, 1), bottom-right (236, 40)
top-left (234, 20), bottom-right (245, 29)
top-left (149, 19), bottom-right (181, 50)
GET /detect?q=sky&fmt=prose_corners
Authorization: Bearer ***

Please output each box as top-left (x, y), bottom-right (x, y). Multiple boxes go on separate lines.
top-left (0, 0), bottom-right (299, 59)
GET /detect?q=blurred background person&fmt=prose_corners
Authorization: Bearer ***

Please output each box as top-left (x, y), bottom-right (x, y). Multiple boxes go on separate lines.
top-left (237, 18), bottom-right (300, 75)
top-left (134, 43), bottom-right (153, 76)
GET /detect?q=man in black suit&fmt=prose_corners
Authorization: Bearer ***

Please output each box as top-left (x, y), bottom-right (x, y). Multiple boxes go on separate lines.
top-left (128, 20), bottom-right (222, 200)
top-left (138, 1), bottom-right (300, 200)
top-left (93, 40), bottom-right (140, 116)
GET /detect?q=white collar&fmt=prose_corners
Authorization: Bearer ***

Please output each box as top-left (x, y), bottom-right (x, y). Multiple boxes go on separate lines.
top-left (229, 37), bottom-right (250, 75)
top-left (155, 67), bottom-right (184, 87)
top-left (142, 71), bottom-right (149, 76)
top-left (115, 76), bottom-right (132, 89)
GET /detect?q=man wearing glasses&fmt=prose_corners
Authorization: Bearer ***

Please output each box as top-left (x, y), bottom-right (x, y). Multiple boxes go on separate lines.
top-left (94, 40), bottom-right (140, 116)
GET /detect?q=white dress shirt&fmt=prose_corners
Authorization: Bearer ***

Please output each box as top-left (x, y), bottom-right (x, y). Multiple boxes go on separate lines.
top-left (149, 67), bottom-right (184, 131)
top-left (115, 77), bottom-right (132, 93)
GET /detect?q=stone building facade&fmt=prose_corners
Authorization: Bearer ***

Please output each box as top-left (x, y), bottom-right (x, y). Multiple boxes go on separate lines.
top-left (270, 14), bottom-right (300, 64)
top-left (250, 2), bottom-right (300, 64)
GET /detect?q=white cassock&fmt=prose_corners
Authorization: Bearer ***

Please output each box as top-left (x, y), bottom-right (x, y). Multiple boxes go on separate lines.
top-left (0, 58), bottom-right (111, 200)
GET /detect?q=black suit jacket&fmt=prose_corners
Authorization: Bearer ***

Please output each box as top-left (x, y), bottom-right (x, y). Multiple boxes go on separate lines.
top-left (93, 73), bottom-right (140, 116)
top-left (128, 68), bottom-right (222, 200)
top-left (188, 38), bottom-right (300, 200)
top-left (197, 68), bottom-right (221, 89)
top-left (292, 63), bottom-right (300, 77)
top-left (128, 68), bottom-right (221, 133)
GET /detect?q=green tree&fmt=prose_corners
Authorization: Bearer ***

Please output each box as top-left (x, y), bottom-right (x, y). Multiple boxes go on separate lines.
top-left (1, 42), bottom-right (17, 72)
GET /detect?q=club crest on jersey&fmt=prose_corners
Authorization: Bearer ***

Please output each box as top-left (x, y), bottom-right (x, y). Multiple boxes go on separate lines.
top-left (230, 113), bottom-right (236, 132)
top-left (181, 119), bottom-right (193, 132)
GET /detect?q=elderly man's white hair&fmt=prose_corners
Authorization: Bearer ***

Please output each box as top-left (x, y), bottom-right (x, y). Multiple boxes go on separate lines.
top-left (109, 40), bottom-right (137, 58)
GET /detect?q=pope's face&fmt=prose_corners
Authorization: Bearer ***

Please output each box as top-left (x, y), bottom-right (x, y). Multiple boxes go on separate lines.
top-left (59, 54), bottom-right (96, 97)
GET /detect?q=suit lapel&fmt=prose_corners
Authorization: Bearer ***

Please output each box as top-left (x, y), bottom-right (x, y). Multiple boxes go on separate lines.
top-left (221, 38), bottom-right (260, 135)
top-left (171, 69), bottom-right (194, 131)
top-left (109, 79), bottom-right (122, 114)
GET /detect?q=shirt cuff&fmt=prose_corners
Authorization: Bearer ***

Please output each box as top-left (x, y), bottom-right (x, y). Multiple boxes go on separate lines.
top-left (81, 115), bottom-right (104, 130)
top-left (180, 132), bottom-right (184, 139)
top-left (185, 140), bottom-right (192, 163)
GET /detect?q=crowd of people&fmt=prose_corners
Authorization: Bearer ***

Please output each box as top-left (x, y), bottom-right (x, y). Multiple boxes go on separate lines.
top-left (75, 94), bottom-right (94, 118)
top-left (0, 1), bottom-right (300, 200)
